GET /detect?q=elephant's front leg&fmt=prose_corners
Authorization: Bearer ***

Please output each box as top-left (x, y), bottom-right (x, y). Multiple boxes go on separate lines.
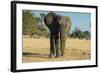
top-left (55, 32), bottom-right (60, 57)
top-left (49, 35), bottom-right (55, 58)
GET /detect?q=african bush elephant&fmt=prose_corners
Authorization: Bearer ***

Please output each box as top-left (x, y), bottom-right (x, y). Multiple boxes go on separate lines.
top-left (44, 12), bottom-right (71, 58)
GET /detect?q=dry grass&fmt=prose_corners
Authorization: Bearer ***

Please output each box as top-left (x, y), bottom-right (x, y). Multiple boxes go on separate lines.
top-left (22, 37), bottom-right (91, 63)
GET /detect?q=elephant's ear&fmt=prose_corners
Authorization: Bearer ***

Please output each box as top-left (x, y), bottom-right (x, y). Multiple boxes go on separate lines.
top-left (65, 17), bottom-right (72, 34)
top-left (44, 16), bottom-right (50, 27)
top-left (44, 12), bottom-right (55, 26)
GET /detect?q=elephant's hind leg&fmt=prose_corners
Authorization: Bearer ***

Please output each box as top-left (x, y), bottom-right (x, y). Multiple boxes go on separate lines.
top-left (60, 33), bottom-right (66, 56)
top-left (49, 35), bottom-right (57, 58)
top-left (55, 38), bottom-right (59, 58)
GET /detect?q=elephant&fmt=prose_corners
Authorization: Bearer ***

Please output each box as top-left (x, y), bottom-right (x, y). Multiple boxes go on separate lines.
top-left (44, 12), bottom-right (71, 58)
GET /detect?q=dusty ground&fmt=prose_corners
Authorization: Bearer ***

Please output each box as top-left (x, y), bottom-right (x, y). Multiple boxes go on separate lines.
top-left (22, 37), bottom-right (91, 63)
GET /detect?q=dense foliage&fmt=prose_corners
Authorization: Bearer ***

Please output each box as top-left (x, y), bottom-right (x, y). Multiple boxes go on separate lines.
top-left (22, 10), bottom-right (50, 38)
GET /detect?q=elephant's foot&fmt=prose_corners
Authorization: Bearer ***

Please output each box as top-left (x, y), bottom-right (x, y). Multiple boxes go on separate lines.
top-left (60, 53), bottom-right (64, 56)
top-left (54, 53), bottom-right (64, 57)
top-left (49, 54), bottom-right (54, 58)
top-left (49, 55), bottom-right (52, 58)
top-left (55, 55), bottom-right (60, 58)
top-left (49, 54), bottom-right (59, 58)
top-left (55, 55), bottom-right (58, 58)
top-left (49, 54), bottom-right (63, 58)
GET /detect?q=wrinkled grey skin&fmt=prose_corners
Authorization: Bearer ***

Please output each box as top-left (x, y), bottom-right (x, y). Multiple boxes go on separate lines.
top-left (44, 12), bottom-right (71, 58)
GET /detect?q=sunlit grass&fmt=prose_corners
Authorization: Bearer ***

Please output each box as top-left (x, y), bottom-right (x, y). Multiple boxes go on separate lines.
top-left (22, 37), bottom-right (91, 63)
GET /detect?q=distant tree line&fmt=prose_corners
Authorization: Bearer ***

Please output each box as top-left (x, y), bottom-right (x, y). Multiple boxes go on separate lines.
top-left (69, 27), bottom-right (91, 40)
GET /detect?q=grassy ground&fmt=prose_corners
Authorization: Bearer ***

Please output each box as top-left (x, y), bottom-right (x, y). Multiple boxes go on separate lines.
top-left (22, 37), bottom-right (91, 63)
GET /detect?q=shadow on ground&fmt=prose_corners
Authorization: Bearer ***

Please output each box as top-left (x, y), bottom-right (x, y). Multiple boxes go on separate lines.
top-left (23, 52), bottom-right (49, 59)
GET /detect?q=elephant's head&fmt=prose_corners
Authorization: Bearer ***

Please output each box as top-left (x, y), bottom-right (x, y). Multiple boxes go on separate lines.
top-left (44, 11), bottom-right (71, 33)
top-left (44, 12), bottom-right (57, 26)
